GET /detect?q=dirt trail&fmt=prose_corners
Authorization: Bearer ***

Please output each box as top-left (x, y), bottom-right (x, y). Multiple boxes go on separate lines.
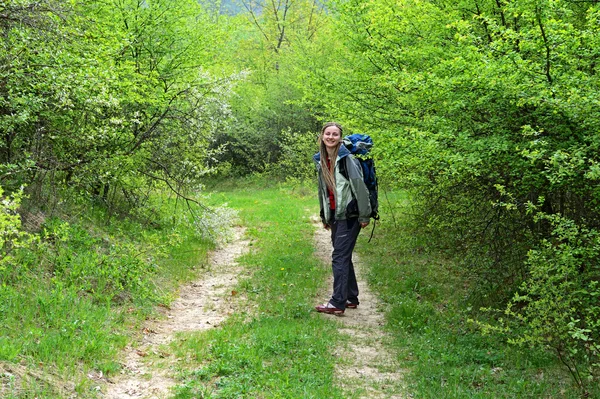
top-left (312, 217), bottom-right (406, 399)
top-left (100, 217), bottom-right (401, 399)
top-left (102, 227), bottom-right (250, 399)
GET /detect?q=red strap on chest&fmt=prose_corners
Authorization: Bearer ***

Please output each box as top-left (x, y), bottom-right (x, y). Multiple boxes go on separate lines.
top-left (327, 158), bottom-right (335, 210)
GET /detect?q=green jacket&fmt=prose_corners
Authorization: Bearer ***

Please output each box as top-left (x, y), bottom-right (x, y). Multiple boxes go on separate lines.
top-left (314, 145), bottom-right (372, 224)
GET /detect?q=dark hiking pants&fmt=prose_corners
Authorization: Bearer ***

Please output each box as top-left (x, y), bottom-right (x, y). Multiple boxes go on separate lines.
top-left (329, 213), bottom-right (360, 310)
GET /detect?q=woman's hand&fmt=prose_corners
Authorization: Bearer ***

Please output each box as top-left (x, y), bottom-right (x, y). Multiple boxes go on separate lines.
top-left (323, 223), bottom-right (330, 230)
top-left (360, 221), bottom-right (370, 229)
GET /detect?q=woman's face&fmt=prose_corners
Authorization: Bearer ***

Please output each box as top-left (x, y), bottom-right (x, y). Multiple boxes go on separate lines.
top-left (322, 125), bottom-right (342, 150)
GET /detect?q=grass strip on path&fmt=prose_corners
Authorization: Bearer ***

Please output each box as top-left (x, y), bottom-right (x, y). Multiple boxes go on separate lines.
top-left (170, 182), bottom-right (345, 399)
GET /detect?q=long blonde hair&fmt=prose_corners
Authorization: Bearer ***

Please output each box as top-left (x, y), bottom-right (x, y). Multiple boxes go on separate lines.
top-left (318, 122), bottom-right (343, 192)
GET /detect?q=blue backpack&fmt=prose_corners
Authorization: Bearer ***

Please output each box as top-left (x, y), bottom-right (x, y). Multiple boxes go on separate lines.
top-left (343, 134), bottom-right (379, 222)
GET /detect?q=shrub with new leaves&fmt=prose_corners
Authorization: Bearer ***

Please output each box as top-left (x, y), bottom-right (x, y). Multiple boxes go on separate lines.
top-left (0, 186), bottom-right (37, 276)
top-left (503, 214), bottom-right (600, 387)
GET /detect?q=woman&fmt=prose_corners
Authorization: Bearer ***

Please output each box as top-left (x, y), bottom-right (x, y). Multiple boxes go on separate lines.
top-left (313, 122), bottom-right (371, 315)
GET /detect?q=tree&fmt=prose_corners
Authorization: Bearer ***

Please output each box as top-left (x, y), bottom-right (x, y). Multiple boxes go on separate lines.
top-left (206, 0), bottom-right (327, 176)
top-left (1, 0), bottom-right (238, 214)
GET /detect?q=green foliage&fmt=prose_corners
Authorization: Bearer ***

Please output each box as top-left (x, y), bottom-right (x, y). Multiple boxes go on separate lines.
top-left (0, 186), bottom-right (37, 274)
top-left (1, 0), bottom-right (238, 214)
top-left (294, 0), bottom-right (600, 386)
top-left (206, 1), bottom-right (326, 176)
top-left (356, 190), bottom-right (591, 398)
top-left (496, 214), bottom-right (600, 387)
top-left (271, 128), bottom-right (318, 181)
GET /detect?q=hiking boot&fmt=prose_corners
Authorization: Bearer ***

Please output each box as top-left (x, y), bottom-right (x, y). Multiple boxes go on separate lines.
top-left (315, 302), bottom-right (344, 315)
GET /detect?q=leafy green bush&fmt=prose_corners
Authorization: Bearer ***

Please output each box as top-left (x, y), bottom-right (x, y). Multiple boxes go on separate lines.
top-left (273, 128), bottom-right (318, 182)
top-left (1, 0), bottom-right (236, 216)
top-left (500, 214), bottom-right (600, 389)
top-left (40, 218), bottom-right (162, 303)
top-left (0, 186), bottom-right (37, 279)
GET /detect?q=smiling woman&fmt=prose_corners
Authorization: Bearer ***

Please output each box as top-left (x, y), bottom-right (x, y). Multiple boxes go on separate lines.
top-left (323, 123), bottom-right (342, 149)
top-left (318, 122), bottom-right (343, 194)
top-left (313, 122), bottom-right (372, 315)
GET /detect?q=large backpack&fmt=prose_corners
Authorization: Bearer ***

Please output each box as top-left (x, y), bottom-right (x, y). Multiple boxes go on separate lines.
top-left (342, 134), bottom-right (379, 222)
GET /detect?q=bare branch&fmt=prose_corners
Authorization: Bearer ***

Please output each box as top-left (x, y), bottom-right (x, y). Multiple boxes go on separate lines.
top-left (536, 6), bottom-right (553, 85)
top-left (241, 0), bottom-right (276, 52)
top-left (141, 158), bottom-right (212, 213)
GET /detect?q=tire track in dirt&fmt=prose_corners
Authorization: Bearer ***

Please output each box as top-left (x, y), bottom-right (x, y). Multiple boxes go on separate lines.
top-left (102, 226), bottom-right (250, 399)
top-left (312, 216), bottom-right (406, 399)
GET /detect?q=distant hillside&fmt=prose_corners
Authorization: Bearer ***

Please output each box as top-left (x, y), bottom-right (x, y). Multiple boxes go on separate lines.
top-left (199, 0), bottom-right (245, 15)
top-left (219, 0), bottom-right (245, 15)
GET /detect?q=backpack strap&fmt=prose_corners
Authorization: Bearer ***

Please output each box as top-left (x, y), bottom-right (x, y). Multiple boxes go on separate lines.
top-left (367, 219), bottom-right (376, 243)
top-left (338, 156), bottom-right (350, 180)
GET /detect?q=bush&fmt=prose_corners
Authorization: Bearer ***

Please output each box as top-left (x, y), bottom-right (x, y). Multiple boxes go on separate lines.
top-left (0, 186), bottom-right (37, 279)
top-left (502, 214), bottom-right (600, 389)
top-left (274, 128), bottom-right (319, 182)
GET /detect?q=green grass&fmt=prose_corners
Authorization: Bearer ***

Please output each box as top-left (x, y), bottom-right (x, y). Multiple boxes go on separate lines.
top-left (356, 190), bottom-right (595, 398)
top-left (170, 182), bottom-right (344, 398)
top-left (0, 192), bottom-right (214, 398)
top-left (4, 178), bottom-right (588, 398)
